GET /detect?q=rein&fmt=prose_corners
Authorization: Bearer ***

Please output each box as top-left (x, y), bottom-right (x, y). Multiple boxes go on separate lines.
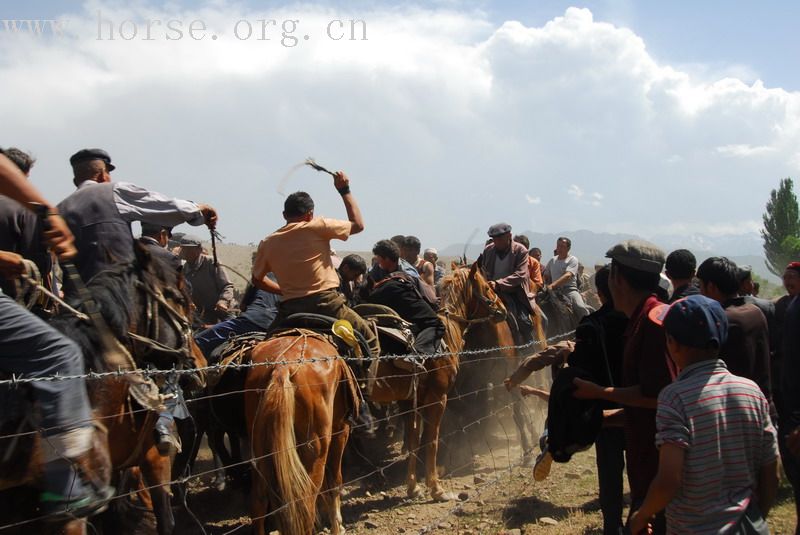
top-left (130, 279), bottom-right (194, 361)
top-left (439, 273), bottom-right (503, 337)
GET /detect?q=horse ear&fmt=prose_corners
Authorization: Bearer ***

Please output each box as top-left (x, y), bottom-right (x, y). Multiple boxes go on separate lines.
top-left (469, 261), bottom-right (478, 277)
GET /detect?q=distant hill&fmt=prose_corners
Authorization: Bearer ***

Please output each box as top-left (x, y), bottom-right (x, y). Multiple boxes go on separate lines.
top-left (441, 230), bottom-right (779, 283)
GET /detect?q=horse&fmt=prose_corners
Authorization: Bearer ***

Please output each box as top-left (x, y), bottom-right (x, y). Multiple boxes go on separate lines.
top-left (0, 243), bottom-right (206, 535)
top-left (537, 287), bottom-right (581, 339)
top-left (444, 278), bottom-right (548, 466)
top-left (245, 328), bottom-right (359, 535)
top-left (368, 262), bottom-right (507, 501)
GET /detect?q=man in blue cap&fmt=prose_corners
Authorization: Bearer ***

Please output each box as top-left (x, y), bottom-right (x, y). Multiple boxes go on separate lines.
top-left (629, 295), bottom-right (778, 535)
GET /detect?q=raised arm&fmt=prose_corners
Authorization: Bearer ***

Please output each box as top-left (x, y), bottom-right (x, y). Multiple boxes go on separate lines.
top-left (333, 171), bottom-right (364, 235)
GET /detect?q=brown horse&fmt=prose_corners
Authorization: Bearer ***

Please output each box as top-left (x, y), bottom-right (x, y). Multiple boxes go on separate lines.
top-left (245, 329), bottom-right (359, 535)
top-left (457, 303), bottom-right (546, 455)
top-left (0, 245), bottom-right (205, 535)
top-left (368, 263), bottom-right (507, 501)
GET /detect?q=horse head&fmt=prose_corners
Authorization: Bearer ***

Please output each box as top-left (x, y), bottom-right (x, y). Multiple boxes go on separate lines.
top-left (440, 262), bottom-right (507, 329)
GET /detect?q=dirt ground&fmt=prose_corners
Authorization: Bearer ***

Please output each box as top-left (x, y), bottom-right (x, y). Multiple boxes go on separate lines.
top-left (168, 390), bottom-right (799, 535)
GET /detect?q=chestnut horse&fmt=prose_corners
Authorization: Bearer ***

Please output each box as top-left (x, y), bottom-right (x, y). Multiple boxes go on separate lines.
top-left (0, 245), bottom-right (205, 535)
top-left (369, 263), bottom-right (507, 501)
top-left (245, 329), bottom-right (359, 535)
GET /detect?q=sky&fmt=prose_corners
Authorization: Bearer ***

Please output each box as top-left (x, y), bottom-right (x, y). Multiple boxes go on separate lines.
top-left (1, 1), bottom-right (799, 252)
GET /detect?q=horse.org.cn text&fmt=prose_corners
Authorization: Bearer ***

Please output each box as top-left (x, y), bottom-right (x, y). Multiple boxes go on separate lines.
top-left (95, 11), bottom-right (367, 46)
top-left (0, 19), bottom-right (69, 37)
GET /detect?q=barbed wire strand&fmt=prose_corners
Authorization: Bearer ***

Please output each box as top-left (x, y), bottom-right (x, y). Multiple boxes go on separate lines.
top-left (0, 331), bottom-right (574, 386)
top-left (0, 331), bottom-right (574, 532)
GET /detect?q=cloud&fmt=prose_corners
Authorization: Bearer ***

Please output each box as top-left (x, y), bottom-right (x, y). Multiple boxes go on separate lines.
top-left (525, 194), bottom-right (541, 205)
top-left (716, 144), bottom-right (778, 158)
top-left (568, 185), bottom-right (603, 206)
top-left (567, 184), bottom-right (584, 199)
top-left (1, 4), bottom-right (798, 251)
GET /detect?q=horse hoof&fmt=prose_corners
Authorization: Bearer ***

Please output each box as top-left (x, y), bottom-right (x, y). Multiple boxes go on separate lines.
top-left (431, 490), bottom-right (457, 502)
top-left (406, 486), bottom-right (422, 499)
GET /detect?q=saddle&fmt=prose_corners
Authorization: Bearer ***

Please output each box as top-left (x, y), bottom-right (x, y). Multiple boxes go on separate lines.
top-left (207, 314), bottom-right (369, 388)
top-left (352, 303), bottom-right (416, 354)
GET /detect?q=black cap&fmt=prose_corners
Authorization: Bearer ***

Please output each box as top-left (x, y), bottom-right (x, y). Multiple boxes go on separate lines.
top-left (69, 148), bottom-right (115, 171)
top-left (180, 235), bottom-right (203, 247)
top-left (141, 222), bottom-right (172, 236)
top-left (487, 222), bottom-right (512, 237)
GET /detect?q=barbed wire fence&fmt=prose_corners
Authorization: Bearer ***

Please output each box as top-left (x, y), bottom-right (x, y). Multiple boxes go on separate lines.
top-left (0, 330), bottom-right (575, 533)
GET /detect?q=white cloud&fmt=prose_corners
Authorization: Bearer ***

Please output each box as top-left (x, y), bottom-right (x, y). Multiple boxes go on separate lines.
top-left (567, 184), bottom-right (584, 199)
top-left (525, 194), bottom-right (541, 205)
top-left (716, 144), bottom-right (778, 158)
top-left (1, 4), bottom-right (798, 251)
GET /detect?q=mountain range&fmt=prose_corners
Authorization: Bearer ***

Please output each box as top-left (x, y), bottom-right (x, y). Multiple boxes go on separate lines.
top-left (440, 230), bottom-right (778, 283)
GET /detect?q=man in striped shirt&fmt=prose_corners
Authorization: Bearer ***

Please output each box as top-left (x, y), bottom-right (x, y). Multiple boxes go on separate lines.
top-left (630, 295), bottom-right (779, 535)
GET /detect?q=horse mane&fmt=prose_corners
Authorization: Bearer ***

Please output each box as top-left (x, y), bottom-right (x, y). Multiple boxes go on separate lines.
top-left (438, 267), bottom-right (473, 354)
top-left (51, 244), bottom-right (188, 373)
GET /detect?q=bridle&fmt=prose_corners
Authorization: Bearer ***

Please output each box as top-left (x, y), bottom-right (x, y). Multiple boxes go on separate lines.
top-left (127, 279), bottom-right (195, 366)
top-left (440, 270), bottom-right (507, 337)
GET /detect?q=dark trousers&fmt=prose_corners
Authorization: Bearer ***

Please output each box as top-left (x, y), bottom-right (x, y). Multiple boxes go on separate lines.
top-left (501, 294), bottom-right (534, 346)
top-left (195, 316), bottom-right (263, 360)
top-left (0, 293), bottom-right (91, 435)
top-left (278, 289), bottom-right (380, 357)
top-left (778, 415), bottom-right (800, 535)
top-left (595, 427), bottom-right (625, 535)
top-left (412, 324), bottom-right (445, 355)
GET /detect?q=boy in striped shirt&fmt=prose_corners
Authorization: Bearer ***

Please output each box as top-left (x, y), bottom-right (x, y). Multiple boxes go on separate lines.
top-left (630, 295), bottom-right (779, 535)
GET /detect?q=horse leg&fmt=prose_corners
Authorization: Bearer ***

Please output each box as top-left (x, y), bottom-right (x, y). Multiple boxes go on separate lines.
top-left (141, 445), bottom-right (175, 535)
top-left (250, 463), bottom-right (268, 535)
top-left (510, 388), bottom-right (533, 456)
top-left (405, 406), bottom-right (422, 499)
top-left (324, 424), bottom-right (349, 535)
top-left (421, 393), bottom-right (455, 502)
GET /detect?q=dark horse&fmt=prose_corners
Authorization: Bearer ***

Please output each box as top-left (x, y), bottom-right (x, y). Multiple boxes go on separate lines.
top-left (0, 243), bottom-right (206, 535)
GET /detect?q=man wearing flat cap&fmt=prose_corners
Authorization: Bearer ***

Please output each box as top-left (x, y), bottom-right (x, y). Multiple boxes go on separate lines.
top-left (57, 148), bottom-right (219, 284)
top-left (573, 239), bottom-right (672, 534)
top-left (179, 235), bottom-right (234, 327)
top-left (138, 222), bottom-right (181, 272)
top-left (478, 223), bottom-right (537, 347)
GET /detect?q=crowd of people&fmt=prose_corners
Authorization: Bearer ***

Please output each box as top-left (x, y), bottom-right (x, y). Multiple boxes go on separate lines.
top-left (0, 145), bottom-right (799, 535)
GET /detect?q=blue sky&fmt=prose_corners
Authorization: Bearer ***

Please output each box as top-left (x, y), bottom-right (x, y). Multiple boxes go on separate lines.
top-left (8, 1), bottom-right (800, 89)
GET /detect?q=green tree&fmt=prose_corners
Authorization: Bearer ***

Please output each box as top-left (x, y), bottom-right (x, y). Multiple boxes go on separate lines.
top-left (762, 178), bottom-right (800, 275)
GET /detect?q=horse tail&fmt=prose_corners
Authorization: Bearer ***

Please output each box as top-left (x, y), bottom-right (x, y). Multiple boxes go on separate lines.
top-left (263, 366), bottom-right (316, 535)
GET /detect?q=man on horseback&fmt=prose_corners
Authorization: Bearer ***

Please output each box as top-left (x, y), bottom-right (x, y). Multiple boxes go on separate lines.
top-left (251, 171), bottom-right (380, 359)
top-left (57, 148), bottom-right (219, 284)
top-left (478, 223), bottom-right (537, 348)
top-left (367, 239), bottom-right (445, 365)
top-left (0, 151), bottom-right (113, 519)
top-left (58, 148), bottom-right (220, 456)
top-left (543, 237), bottom-right (592, 321)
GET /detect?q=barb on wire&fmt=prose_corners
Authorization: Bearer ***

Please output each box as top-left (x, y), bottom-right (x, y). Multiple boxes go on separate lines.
top-left (0, 331), bottom-right (576, 386)
top-left (0, 350), bottom-right (543, 442)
